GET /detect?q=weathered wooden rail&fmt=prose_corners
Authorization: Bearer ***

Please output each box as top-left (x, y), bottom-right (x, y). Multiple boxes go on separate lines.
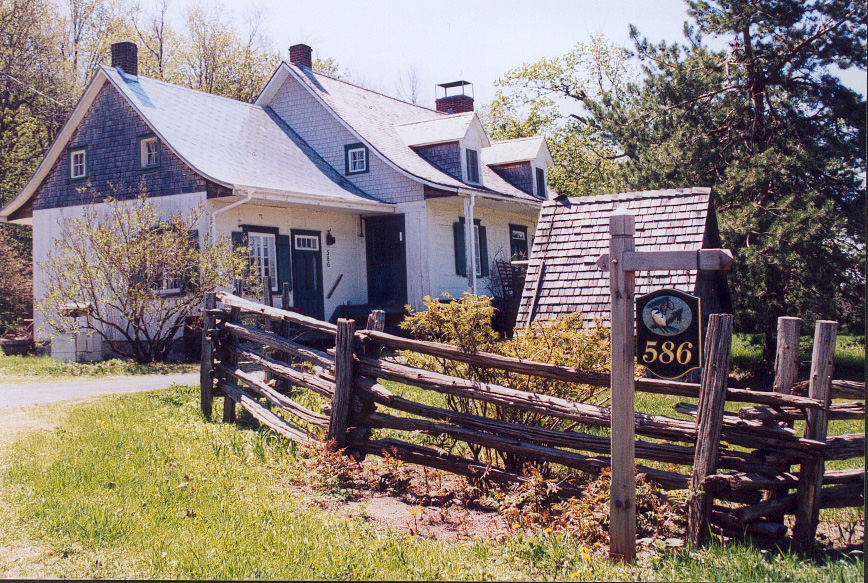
top-left (200, 286), bottom-right (864, 551)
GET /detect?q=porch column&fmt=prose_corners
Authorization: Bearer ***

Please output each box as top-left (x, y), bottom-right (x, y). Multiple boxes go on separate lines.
top-left (463, 194), bottom-right (477, 295)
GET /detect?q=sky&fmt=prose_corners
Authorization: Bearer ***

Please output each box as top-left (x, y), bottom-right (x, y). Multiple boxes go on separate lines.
top-left (167, 0), bottom-right (866, 108)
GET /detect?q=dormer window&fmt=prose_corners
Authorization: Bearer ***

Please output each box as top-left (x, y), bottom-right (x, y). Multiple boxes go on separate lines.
top-left (70, 148), bottom-right (87, 180)
top-left (345, 143), bottom-right (369, 175)
top-left (139, 136), bottom-right (160, 169)
top-left (535, 167), bottom-right (546, 198)
top-left (465, 148), bottom-right (480, 184)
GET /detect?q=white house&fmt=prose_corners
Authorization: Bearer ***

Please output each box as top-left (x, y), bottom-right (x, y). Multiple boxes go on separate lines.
top-left (0, 42), bottom-right (551, 354)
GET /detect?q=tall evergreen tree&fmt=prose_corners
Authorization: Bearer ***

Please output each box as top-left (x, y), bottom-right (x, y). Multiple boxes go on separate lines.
top-left (584, 1), bottom-right (865, 358)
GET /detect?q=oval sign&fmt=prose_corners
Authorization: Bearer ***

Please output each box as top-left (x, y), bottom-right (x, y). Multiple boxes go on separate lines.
top-left (636, 289), bottom-right (702, 379)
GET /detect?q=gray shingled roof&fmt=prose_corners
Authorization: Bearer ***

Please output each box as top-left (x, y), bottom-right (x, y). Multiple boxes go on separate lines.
top-left (517, 188), bottom-right (713, 327)
top-left (104, 67), bottom-right (381, 205)
top-left (287, 65), bottom-right (540, 202)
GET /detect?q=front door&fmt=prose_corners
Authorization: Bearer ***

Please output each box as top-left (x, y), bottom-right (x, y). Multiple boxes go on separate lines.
top-left (291, 230), bottom-right (324, 320)
top-left (365, 214), bottom-right (407, 306)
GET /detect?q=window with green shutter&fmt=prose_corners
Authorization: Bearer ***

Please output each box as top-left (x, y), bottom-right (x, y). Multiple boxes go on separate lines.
top-left (452, 217), bottom-right (488, 277)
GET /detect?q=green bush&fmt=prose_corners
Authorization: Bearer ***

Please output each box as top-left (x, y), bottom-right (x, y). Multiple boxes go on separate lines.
top-left (399, 294), bottom-right (616, 472)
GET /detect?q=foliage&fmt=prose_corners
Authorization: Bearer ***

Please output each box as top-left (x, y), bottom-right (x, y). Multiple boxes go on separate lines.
top-left (480, 35), bottom-right (635, 196)
top-left (490, 3), bottom-right (866, 359)
top-left (0, 226), bottom-right (32, 334)
top-left (175, 1), bottom-right (281, 103)
top-left (485, 468), bottom-right (686, 544)
top-left (590, 1), bottom-right (866, 355)
top-left (399, 294), bottom-right (614, 471)
top-left (37, 194), bottom-right (253, 363)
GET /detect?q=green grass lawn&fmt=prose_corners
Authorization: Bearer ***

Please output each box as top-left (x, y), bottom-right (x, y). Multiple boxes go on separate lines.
top-left (731, 333), bottom-right (865, 387)
top-left (0, 354), bottom-right (197, 383)
top-left (0, 385), bottom-right (862, 581)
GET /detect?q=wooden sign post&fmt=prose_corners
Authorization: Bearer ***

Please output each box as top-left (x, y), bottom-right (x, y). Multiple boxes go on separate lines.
top-left (599, 208), bottom-right (733, 562)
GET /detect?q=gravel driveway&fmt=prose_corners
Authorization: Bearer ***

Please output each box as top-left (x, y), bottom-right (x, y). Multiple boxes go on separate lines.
top-left (0, 373), bottom-right (200, 409)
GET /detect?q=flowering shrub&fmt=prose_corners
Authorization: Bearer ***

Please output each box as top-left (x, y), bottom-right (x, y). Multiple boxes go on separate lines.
top-left (399, 293), bottom-right (618, 472)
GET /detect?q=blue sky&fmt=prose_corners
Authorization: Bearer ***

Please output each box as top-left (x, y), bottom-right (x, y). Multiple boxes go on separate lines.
top-left (173, 0), bottom-right (866, 107)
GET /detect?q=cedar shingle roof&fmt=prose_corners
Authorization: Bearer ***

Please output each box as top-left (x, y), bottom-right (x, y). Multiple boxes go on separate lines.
top-left (517, 188), bottom-right (713, 327)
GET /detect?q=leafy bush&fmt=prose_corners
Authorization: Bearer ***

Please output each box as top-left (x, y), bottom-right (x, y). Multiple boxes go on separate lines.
top-left (0, 226), bottom-right (32, 335)
top-left (399, 293), bottom-right (616, 472)
top-left (37, 195), bottom-right (255, 363)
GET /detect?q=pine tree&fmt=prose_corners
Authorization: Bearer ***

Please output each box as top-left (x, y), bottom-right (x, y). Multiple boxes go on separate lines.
top-left (585, 0), bottom-right (866, 358)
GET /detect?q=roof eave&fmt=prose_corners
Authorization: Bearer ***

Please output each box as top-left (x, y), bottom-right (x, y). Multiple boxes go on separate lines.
top-left (0, 70), bottom-right (113, 223)
top-left (235, 186), bottom-right (396, 213)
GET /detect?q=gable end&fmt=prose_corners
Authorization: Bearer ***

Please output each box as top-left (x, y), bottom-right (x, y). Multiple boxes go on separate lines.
top-left (32, 83), bottom-right (208, 211)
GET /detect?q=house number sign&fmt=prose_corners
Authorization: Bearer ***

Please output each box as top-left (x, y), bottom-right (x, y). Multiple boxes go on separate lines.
top-left (636, 288), bottom-right (701, 379)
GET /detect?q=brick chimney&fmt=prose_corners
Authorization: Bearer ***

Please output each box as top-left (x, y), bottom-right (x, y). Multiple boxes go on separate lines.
top-left (435, 81), bottom-right (474, 113)
top-left (111, 42), bottom-right (138, 76)
top-left (289, 44), bottom-right (313, 68)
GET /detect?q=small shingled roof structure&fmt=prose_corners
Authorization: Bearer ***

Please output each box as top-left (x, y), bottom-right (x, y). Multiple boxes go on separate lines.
top-left (517, 187), bottom-right (732, 327)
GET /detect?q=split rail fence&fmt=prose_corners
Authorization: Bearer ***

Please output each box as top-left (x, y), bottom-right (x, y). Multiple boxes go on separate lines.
top-left (200, 284), bottom-right (864, 549)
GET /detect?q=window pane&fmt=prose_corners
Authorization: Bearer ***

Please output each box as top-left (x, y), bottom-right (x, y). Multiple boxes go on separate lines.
top-left (147, 140), bottom-right (158, 165)
top-left (71, 150), bottom-right (86, 178)
top-left (536, 168), bottom-right (546, 197)
top-left (474, 224), bottom-right (482, 276)
top-left (349, 148), bottom-right (366, 172)
top-left (248, 233), bottom-right (278, 289)
top-left (466, 149), bottom-right (479, 183)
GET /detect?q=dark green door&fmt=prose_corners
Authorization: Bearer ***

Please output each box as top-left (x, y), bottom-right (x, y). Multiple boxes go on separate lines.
top-left (365, 215), bottom-right (407, 306)
top-left (291, 230), bottom-right (324, 320)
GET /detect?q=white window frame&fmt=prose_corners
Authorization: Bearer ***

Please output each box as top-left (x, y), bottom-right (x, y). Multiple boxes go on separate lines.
top-left (70, 148), bottom-right (86, 179)
top-left (347, 147), bottom-right (367, 173)
top-left (294, 234), bottom-right (319, 251)
top-left (473, 224), bottom-right (483, 277)
top-left (140, 136), bottom-right (159, 168)
top-left (152, 267), bottom-right (183, 295)
top-left (248, 232), bottom-right (279, 291)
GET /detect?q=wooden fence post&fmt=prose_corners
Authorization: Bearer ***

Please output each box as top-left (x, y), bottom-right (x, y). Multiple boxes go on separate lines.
top-left (765, 317), bottom-right (801, 518)
top-left (262, 276), bottom-right (273, 386)
top-left (348, 310), bottom-right (386, 461)
top-left (278, 282), bottom-right (292, 392)
top-left (793, 320), bottom-right (837, 548)
top-left (608, 209), bottom-right (636, 562)
top-left (773, 317), bottom-right (802, 395)
top-left (688, 313), bottom-right (733, 546)
top-left (200, 292), bottom-right (217, 420)
top-left (222, 278), bottom-right (243, 423)
top-left (262, 275), bottom-right (273, 307)
top-left (364, 310), bottom-right (386, 358)
top-left (328, 318), bottom-right (356, 449)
